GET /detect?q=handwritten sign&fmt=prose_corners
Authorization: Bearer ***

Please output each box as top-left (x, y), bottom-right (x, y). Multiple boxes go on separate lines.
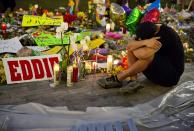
top-left (22, 15), bottom-right (63, 27)
top-left (0, 37), bottom-right (23, 54)
top-left (34, 33), bottom-right (70, 46)
top-left (34, 31), bottom-right (92, 46)
top-left (3, 54), bottom-right (61, 84)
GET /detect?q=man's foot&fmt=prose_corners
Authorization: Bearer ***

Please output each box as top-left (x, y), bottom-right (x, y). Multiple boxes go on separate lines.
top-left (97, 75), bottom-right (122, 89)
top-left (119, 80), bottom-right (144, 93)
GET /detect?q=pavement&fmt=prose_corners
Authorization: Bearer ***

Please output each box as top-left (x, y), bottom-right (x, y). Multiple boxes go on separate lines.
top-left (0, 63), bottom-right (193, 111)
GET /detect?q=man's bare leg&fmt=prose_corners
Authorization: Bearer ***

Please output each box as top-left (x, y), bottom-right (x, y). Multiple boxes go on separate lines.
top-left (117, 47), bottom-right (156, 81)
top-left (126, 49), bottom-right (138, 81)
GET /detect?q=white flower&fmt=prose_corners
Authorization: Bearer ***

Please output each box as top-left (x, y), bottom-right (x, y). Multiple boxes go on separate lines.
top-left (56, 27), bottom-right (64, 33)
top-left (34, 4), bottom-right (39, 9)
top-left (81, 39), bottom-right (89, 51)
top-left (56, 32), bottom-right (63, 39)
top-left (85, 36), bottom-right (90, 43)
top-left (61, 22), bottom-right (68, 31)
top-left (70, 35), bottom-right (76, 44)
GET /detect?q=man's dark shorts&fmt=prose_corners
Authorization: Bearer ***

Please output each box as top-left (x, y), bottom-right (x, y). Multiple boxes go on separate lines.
top-left (143, 54), bottom-right (181, 87)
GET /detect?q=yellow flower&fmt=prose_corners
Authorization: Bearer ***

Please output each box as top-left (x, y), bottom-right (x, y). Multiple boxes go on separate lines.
top-left (68, 0), bottom-right (75, 7)
top-left (77, 12), bottom-right (86, 19)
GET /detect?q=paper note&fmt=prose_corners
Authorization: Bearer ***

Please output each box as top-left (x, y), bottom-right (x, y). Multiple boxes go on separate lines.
top-left (22, 15), bottom-right (63, 27)
top-left (0, 37), bottom-right (23, 54)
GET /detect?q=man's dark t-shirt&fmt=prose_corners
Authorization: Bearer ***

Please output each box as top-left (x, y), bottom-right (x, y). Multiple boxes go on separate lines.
top-left (143, 24), bottom-right (184, 86)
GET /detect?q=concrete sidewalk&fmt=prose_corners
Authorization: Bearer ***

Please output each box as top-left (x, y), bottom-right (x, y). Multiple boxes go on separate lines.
top-left (0, 63), bottom-right (193, 111)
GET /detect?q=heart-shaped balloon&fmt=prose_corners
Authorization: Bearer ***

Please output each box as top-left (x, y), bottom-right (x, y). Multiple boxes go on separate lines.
top-left (141, 8), bottom-right (160, 23)
top-left (125, 7), bottom-right (142, 34)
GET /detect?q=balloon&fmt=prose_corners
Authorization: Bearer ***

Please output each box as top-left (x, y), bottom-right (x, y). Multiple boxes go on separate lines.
top-left (146, 0), bottom-right (160, 12)
top-left (110, 3), bottom-right (126, 27)
top-left (122, 5), bottom-right (131, 16)
top-left (125, 7), bottom-right (142, 34)
top-left (141, 8), bottom-right (160, 23)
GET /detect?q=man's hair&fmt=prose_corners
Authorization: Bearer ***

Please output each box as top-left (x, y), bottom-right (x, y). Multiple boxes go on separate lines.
top-left (136, 22), bottom-right (157, 40)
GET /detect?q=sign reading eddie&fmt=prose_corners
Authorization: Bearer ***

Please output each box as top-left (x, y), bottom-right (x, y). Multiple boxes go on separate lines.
top-left (22, 15), bottom-right (63, 27)
top-left (3, 54), bottom-right (61, 84)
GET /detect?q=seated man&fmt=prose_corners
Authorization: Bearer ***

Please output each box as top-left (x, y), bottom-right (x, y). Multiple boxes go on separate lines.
top-left (97, 22), bottom-right (184, 89)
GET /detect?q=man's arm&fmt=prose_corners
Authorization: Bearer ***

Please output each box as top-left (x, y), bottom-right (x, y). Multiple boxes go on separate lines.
top-left (127, 40), bottom-right (146, 51)
top-left (133, 47), bottom-right (158, 60)
top-left (127, 37), bottom-right (161, 51)
top-left (127, 37), bottom-right (162, 60)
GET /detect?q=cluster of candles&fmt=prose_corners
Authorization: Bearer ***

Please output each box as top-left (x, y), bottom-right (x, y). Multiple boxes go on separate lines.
top-left (53, 55), bottom-right (118, 87)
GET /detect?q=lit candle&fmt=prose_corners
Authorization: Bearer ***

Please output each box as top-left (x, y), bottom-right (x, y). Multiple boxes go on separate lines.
top-left (34, 4), bottom-right (39, 9)
top-left (1, 23), bottom-right (7, 31)
top-left (67, 65), bottom-right (73, 87)
top-left (113, 59), bottom-right (119, 65)
top-left (54, 63), bottom-right (60, 86)
top-left (85, 61), bottom-right (92, 74)
top-left (183, 43), bottom-right (189, 49)
top-left (107, 55), bottom-right (113, 73)
top-left (106, 23), bottom-right (111, 32)
top-left (72, 63), bottom-right (78, 82)
top-left (110, 22), bottom-right (115, 31)
top-left (79, 61), bottom-right (86, 80)
top-left (92, 62), bottom-right (98, 73)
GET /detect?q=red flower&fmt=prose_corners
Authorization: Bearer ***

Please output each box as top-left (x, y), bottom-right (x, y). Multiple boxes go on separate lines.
top-left (64, 13), bottom-right (77, 24)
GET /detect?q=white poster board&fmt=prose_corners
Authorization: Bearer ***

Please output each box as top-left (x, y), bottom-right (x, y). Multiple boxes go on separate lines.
top-left (2, 54), bottom-right (61, 84)
top-left (0, 37), bottom-right (23, 54)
